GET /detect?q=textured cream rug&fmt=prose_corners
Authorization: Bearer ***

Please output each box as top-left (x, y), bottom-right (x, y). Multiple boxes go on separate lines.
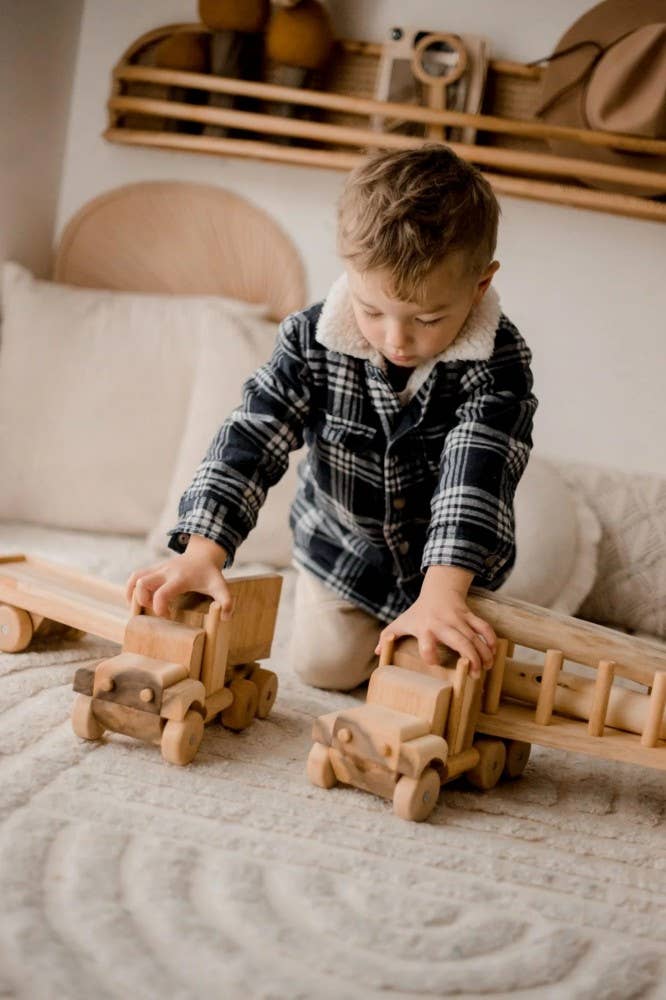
top-left (0, 524), bottom-right (664, 1000)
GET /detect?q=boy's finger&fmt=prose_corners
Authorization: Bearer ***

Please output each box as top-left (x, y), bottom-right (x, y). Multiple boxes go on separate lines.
top-left (212, 584), bottom-right (235, 619)
top-left (471, 632), bottom-right (494, 669)
top-left (440, 627), bottom-right (482, 674)
top-left (125, 567), bottom-right (153, 603)
top-left (417, 632), bottom-right (440, 667)
top-left (152, 579), bottom-right (183, 618)
top-left (467, 612), bottom-right (496, 652)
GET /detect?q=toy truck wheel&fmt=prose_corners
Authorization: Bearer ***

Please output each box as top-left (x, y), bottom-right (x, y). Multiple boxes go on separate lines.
top-left (466, 738), bottom-right (507, 790)
top-left (71, 694), bottom-right (104, 741)
top-left (502, 739), bottom-right (531, 779)
top-left (249, 667), bottom-right (278, 719)
top-left (161, 709), bottom-right (204, 765)
top-left (0, 604), bottom-right (34, 653)
top-left (393, 767), bottom-right (440, 822)
top-left (221, 679), bottom-right (258, 731)
top-left (306, 742), bottom-right (337, 789)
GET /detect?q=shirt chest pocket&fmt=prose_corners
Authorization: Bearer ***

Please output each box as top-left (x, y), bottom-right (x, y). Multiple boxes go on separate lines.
top-left (318, 412), bottom-right (379, 453)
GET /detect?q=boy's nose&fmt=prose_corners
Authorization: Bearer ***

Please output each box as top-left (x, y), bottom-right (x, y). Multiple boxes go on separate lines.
top-left (385, 322), bottom-right (409, 349)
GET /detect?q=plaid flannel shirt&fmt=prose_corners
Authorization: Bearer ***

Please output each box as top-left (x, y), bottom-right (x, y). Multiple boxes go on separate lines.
top-left (169, 276), bottom-right (537, 624)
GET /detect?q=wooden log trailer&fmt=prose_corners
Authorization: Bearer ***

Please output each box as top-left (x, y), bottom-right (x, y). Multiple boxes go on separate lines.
top-left (308, 589), bottom-right (666, 822)
top-left (0, 554), bottom-right (281, 765)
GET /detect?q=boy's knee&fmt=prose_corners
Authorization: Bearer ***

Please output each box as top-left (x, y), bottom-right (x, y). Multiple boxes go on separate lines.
top-left (294, 649), bottom-right (375, 692)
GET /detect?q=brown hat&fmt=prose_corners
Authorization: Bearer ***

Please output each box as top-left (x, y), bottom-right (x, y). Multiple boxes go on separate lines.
top-left (535, 0), bottom-right (666, 195)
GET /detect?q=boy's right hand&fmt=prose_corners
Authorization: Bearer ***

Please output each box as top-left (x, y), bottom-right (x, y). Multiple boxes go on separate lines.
top-left (125, 534), bottom-right (233, 619)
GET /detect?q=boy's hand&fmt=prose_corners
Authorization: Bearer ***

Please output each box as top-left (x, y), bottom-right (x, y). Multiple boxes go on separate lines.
top-left (375, 565), bottom-right (497, 676)
top-left (125, 535), bottom-right (233, 619)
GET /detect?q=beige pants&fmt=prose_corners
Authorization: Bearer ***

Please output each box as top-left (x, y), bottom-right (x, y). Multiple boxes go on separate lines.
top-left (289, 568), bottom-right (382, 691)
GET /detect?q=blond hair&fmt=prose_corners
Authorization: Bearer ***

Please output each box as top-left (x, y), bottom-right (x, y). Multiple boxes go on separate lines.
top-left (337, 145), bottom-right (500, 301)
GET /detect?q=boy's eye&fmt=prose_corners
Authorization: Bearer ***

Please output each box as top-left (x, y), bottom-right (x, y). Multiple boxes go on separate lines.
top-left (363, 310), bottom-right (382, 319)
top-left (416, 316), bottom-right (443, 327)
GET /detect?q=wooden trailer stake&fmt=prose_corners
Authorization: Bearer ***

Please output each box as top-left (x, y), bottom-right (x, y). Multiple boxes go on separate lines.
top-left (535, 649), bottom-right (564, 726)
top-left (588, 660), bottom-right (615, 736)
top-left (641, 672), bottom-right (666, 748)
top-left (446, 657), bottom-right (470, 747)
top-left (483, 638), bottom-right (509, 714)
top-left (379, 634), bottom-right (395, 668)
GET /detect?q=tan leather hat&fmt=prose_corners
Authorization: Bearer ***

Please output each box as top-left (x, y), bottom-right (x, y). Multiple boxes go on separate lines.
top-left (535, 0), bottom-right (666, 194)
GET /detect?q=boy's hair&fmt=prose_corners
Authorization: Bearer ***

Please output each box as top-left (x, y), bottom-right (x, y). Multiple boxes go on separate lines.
top-left (337, 145), bottom-right (500, 301)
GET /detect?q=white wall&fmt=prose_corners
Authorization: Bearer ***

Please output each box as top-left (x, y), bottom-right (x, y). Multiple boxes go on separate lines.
top-left (0, 0), bottom-right (83, 277)
top-left (56, 0), bottom-right (666, 476)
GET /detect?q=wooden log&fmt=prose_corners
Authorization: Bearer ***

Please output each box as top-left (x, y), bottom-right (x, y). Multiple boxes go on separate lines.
top-left (501, 660), bottom-right (666, 739)
top-left (468, 589), bottom-right (666, 687)
top-left (483, 637), bottom-right (508, 714)
top-left (535, 649), bottom-right (563, 725)
top-left (641, 672), bottom-right (666, 748)
top-left (588, 660), bottom-right (615, 737)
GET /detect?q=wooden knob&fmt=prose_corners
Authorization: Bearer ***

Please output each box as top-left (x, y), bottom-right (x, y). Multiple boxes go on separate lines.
top-left (337, 727), bottom-right (352, 743)
top-left (140, 688), bottom-right (154, 703)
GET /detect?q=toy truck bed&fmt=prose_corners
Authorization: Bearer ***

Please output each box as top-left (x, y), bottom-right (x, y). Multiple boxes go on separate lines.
top-left (0, 553), bottom-right (128, 648)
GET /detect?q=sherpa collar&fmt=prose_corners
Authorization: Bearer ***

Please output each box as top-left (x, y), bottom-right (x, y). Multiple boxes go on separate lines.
top-left (315, 273), bottom-right (501, 403)
top-left (316, 272), bottom-right (501, 367)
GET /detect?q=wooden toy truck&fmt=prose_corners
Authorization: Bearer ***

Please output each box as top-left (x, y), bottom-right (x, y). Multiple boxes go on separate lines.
top-left (308, 589), bottom-right (666, 821)
top-left (0, 554), bottom-right (281, 765)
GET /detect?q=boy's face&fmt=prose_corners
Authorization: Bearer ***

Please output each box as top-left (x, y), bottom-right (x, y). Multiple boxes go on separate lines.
top-left (347, 253), bottom-right (499, 367)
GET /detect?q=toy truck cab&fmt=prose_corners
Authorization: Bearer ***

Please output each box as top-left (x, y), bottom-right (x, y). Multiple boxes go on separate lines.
top-left (308, 636), bottom-right (530, 822)
top-left (71, 575), bottom-right (281, 765)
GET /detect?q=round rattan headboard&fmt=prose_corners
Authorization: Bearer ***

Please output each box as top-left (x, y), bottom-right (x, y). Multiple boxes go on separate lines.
top-left (54, 181), bottom-right (307, 321)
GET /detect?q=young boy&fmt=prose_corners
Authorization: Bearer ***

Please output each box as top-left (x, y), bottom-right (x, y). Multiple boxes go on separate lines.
top-left (126, 146), bottom-right (537, 688)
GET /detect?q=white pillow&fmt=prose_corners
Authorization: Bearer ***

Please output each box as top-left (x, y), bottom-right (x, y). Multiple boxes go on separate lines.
top-left (498, 456), bottom-right (601, 613)
top-left (0, 262), bottom-right (266, 534)
top-left (148, 315), bottom-right (303, 567)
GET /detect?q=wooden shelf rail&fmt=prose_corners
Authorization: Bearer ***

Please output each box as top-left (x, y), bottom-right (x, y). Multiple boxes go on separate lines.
top-left (105, 25), bottom-right (666, 223)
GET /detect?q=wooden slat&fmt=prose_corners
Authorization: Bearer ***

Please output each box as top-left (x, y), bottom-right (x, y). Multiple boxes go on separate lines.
top-left (588, 660), bottom-right (615, 737)
top-left (477, 703), bottom-right (666, 771)
top-left (108, 95), bottom-right (666, 193)
top-left (641, 673), bottom-right (666, 748)
top-left (104, 129), bottom-right (666, 225)
top-left (483, 638), bottom-right (508, 714)
top-left (535, 649), bottom-right (564, 726)
top-left (114, 64), bottom-right (666, 157)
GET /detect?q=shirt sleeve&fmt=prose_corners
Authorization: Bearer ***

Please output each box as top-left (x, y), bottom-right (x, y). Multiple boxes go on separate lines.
top-left (167, 313), bottom-right (312, 566)
top-left (421, 317), bottom-right (538, 589)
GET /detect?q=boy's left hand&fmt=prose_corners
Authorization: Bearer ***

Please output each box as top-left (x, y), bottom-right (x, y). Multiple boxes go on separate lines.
top-left (375, 565), bottom-right (497, 676)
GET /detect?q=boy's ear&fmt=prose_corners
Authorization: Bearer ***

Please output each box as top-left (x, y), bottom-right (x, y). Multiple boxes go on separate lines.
top-left (473, 260), bottom-right (500, 304)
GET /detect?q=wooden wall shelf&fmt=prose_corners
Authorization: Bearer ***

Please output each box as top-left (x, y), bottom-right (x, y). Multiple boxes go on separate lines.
top-left (105, 23), bottom-right (666, 224)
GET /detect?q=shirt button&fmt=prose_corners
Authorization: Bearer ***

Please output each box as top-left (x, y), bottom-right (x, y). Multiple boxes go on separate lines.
top-left (392, 498), bottom-right (406, 510)
top-left (398, 541), bottom-right (410, 555)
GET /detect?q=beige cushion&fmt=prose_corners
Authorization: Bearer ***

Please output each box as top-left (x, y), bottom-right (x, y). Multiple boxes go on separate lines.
top-left (559, 461), bottom-right (666, 638)
top-left (148, 314), bottom-right (303, 567)
top-left (0, 262), bottom-right (265, 534)
top-left (498, 457), bottom-right (601, 614)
